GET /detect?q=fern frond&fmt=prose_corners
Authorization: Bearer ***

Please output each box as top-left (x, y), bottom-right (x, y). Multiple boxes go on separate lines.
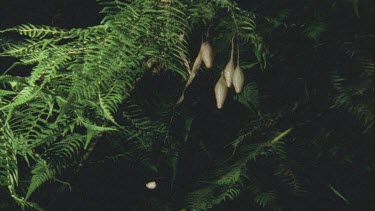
top-left (0, 85), bottom-right (44, 111)
top-left (2, 24), bottom-right (66, 39)
top-left (0, 120), bottom-right (18, 188)
top-left (25, 159), bottom-right (56, 200)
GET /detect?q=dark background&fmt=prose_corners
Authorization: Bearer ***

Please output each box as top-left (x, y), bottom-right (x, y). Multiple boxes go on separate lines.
top-left (0, 0), bottom-right (374, 210)
top-left (0, 0), bottom-right (101, 29)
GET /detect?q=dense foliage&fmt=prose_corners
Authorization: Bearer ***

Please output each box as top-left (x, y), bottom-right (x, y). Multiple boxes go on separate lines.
top-left (0, 0), bottom-right (374, 210)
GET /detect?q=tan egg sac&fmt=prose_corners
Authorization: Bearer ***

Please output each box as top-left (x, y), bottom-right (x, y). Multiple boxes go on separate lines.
top-left (191, 51), bottom-right (202, 74)
top-left (223, 59), bottom-right (235, 87)
top-left (232, 65), bottom-right (245, 93)
top-left (175, 51), bottom-right (202, 105)
top-left (200, 42), bottom-right (213, 68)
top-left (223, 38), bottom-right (235, 87)
top-left (215, 72), bottom-right (228, 109)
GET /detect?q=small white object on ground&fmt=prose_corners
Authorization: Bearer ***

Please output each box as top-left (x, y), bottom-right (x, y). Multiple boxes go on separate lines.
top-left (146, 181), bottom-right (157, 189)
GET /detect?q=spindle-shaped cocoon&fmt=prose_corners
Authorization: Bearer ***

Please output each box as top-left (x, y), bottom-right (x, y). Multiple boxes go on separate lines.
top-left (191, 51), bottom-right (202, 74)
top-left (215, 73), bottom-right (228, 109)
top-left (232, 65), bottom-right (245, 93)
top-left (223, 59), bottom-right (235, 87)
top-left (223, 38), bottom-right (235, 87)
top-left (200, 42), bottom-right (213, 68)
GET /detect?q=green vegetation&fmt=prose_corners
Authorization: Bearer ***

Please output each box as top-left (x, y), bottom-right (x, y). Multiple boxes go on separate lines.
top-left (0, 0), bottom-right (373, 210)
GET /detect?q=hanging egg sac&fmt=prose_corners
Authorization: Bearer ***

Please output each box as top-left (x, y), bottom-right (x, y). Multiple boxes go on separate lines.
top-left (191, 51), bottom-right (202, 74)
top-left (175, 48), bottom-right (202, 106)
top-left (215, 72), bottom-right (229, 109)
top-left (223, 38), bottom-right (235, 87)
top-left (232, 65), bottom-right (245, 93)
top-left (223, 59), bottom-right (235, 87)
top-left (200, 41), bottom-right (213, 69)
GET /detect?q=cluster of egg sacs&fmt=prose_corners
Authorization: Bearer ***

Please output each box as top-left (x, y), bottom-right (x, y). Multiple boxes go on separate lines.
top-left (195, 40), bottom-right (245, 109)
